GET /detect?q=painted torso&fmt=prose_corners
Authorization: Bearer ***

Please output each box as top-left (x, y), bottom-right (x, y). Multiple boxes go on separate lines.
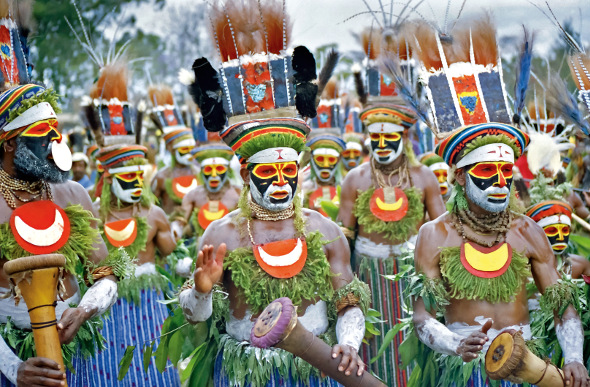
top-left (0, 181), bottom-right (97, 300)
top-left (153, 164), bottom-right (199, 214)
top-left (183, 184), bottom-right (240, 234)
top-left (349, 162), bottom-right (428, 245)
top-left (429, 212), bottom-right (534, 330)
top-left (302, 179), bottom-right (339, 216)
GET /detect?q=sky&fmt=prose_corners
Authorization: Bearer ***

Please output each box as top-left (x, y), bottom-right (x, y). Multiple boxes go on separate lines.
top-left (131, 0), bottom-right (590, 59)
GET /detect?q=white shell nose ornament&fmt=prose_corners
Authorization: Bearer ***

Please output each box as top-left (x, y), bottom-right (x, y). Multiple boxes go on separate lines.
top-left (51, 140), bottom-right (72, 171)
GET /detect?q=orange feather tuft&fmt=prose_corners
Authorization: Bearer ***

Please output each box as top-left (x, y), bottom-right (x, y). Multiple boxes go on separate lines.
top-left (321, 78), bottom-right (339, 100)
top-left (569, 53), bottom-right (590, 91)
top-left (360, 27), bottom-right (381, 60)
top-left (209, 0), bottom-right (291, 62)
top-left (470, 15), bottom-right (498, 66)
top-left (148, 85), bottom-right (174, 107)
top-left (412, 21), bottom-right (445, 70)
top-left (89, 61), bottom-right (128, 101)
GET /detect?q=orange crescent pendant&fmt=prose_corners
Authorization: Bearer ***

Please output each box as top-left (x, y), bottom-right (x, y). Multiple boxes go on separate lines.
top-left (369, 187), bottom-right (409, 221)
top-left (104, 218), bottom-right (138, 248)
top-left (10, 201), bottom-right (71, 255)
top-left (197, 201), bottom-right (229, 230)
top-left (308, 186), bottom-right (337, 217)
top-left (460, 242), bottom-right (512, 278)
top-left (253, 238), bottom-right (308, 279)
top-left (172, 175), bottom-right (198, 199)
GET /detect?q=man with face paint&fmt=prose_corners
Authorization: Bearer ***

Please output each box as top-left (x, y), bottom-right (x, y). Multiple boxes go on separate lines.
top-left (302, 133), bottom-right (346, 216)
top-left (174, 143), bottom-right (240, 244)
top-left (176, 15), bottom-right (370, 383)
top-left (340, 132), bottom-right (365, 177)
top-left (89, 144), bottom-right (180, 386)
top-left (151, 128), bottom-right (199, 215)
top-left (420, 152), bottom-right (452, 201)
top-left (413, 123), bottom-right (589, 387)
top-left (0, 84), bottom-right (122, 386)
top-left (338, 104), bottom-right (446, 385)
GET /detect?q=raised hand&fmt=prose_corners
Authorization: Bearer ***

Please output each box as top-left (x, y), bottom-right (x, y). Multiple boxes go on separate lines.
top-left (456, 319), bottom-right (492, 362)
top-left (193, 244), bottom-right (226, 293)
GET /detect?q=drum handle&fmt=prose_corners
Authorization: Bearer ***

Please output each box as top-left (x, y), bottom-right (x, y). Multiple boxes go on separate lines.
top-left (530, 359), bottom-right (565, 387)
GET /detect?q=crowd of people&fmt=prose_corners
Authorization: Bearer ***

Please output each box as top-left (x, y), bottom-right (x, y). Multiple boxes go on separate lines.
top-left (0, 0), bottom-right (589, 386)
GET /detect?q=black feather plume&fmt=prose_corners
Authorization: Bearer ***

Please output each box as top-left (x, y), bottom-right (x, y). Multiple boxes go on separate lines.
top-left (292, 46), bottom-right (318, 118)
top-left (353, 69), bottom-right (367, 105)
top-left (191, 58), bottom-right (226, 132)
top-left (316, 49), bottom-right (340, 106)
top-left (135, 109), bottom-right (143, 145)
top-left (546, 74), bottom-right (590, 137)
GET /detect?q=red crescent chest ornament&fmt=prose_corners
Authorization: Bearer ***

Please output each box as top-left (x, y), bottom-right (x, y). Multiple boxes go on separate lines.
top-left (197, 201), bottom-right (229, 230)
top-left (460, 242), bottom-right (513, 279)
top-left (308, 186), bottom-right (337, 217)
top-left (104, 218), bottom-right (137, 248)
top-left (10, 200), bottom-right (70, 255)
top-left (253, 238), bottom-right (308, 279)
top-left (172, 175), bottom-right (198, 199)
top-left (369, 187), bottom-right (409, 222)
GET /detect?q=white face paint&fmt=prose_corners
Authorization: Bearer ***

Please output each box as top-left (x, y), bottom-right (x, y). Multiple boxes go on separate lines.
top-left (465, 173), bottom-right (510, 213)
top-left (112, 177), bottom-right (142, 203)
top-left (249, 177), bottom-right (294, 212)
top-left (175, 149), bottom-right (194, 166)
top-left (311, 148), bottom-right (340, 183)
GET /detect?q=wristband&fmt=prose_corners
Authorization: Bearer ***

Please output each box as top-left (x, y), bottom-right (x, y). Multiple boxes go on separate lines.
top-left (78, 278), bottom-right (117, 318)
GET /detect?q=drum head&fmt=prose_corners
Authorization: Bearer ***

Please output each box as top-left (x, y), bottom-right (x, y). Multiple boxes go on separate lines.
top-left (485, 332), bottom-right (515, 374)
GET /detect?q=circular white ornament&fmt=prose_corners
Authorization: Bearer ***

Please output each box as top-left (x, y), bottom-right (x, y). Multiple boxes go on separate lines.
top-left (51, 140), bottom-right (72, 171)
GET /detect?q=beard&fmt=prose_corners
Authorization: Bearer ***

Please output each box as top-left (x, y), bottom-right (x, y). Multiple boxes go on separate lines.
top-left (249, 179), bottom-right (294, 211)
top-left (465, 175), bottom-right (510, 213)
top-left (13, 138), bottom-right (69, 183)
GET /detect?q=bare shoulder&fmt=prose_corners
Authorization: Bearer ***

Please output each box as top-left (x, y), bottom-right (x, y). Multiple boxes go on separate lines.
top-left (201, 209), bottom-right (242, 249)
top-left (341, 162), bottom-right (370, 190)
top-left (512, 213), bottom-right (544, 240)
top-left (52, 181), bottom-right (93, 210)
top-left (148, 204), bottom-right (169, 223)
top-left (302, 208), bottom-right (341, 239)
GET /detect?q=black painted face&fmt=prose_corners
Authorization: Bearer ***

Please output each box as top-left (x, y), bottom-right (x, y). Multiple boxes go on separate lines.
top-left (249, 161), bottom-right (298, 211)
top-left (202, 163), bottom-right (229, 193)
top-left (19, 119), bottom-right (61, 161)
top-left (465, 162), bottom-right (514, 212)
top-left (543, 223), bottom-right (571, 254)
top-left (369, 132), bottom-right (402, 164)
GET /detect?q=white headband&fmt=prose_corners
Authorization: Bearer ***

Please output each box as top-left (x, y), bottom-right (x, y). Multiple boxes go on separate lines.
top-left (367, 122), bottom-right (405, 133)
top-left (201, 157), bottom-right (230, 166)
top-left (312, 148), bottom-right (340, 157)
top-left (345, 142), bottom-right (363, 151)
top-left (247, 147), bottom-right (299, 164)
top-left (457, 143), bottom-right (514, 168)
top-left (536, 214), bottom-right (571, 229)
top-left (108, 165), bottom-right (146, 175)
top-left (429, 162), bottom-right (449, 171)
top-left (3, 102), bottom-right (57, 132)
top-left (173, 138), bottom-right (196, 149)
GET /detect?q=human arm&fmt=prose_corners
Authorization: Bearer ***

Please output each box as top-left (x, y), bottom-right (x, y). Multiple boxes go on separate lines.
top-left (420, 166), bottom-right (446, 220)
top-left (323, 217), bottom-right (365, 376)
top-left (568, 190), bottom-right (590, 220)
top-left (179, 227), bottom-right (226, 324)
top-left (57, 183), bottom-right (117, 344)
top-left (527, 217), bottom-right (588, 387)
top-left (413, 220), bottom-right (491, 361)
top-left (151, 206), bottom-right (177, 256)
top-left (337, 169), bottom-right (359, 238)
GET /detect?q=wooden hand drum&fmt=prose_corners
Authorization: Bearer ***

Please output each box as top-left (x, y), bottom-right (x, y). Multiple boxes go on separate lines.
top-left (3, 254), bottom-right (67, 384)
top-left (250, 297), bottom-right (385, 387)
top-left (485, 329), bottom-right (565, 387)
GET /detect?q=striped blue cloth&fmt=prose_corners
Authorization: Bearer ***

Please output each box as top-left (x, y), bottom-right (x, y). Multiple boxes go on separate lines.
top-left (88, 288), bottom-right (180, 387)
top-left (452, 365), bottom-right (527, 387)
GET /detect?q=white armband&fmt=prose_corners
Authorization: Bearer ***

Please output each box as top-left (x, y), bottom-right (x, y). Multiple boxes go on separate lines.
top-left (78, 278), bottom-right (118, 318)
top-left (556, 318), bottom-right (584, 365)
top-left (175, 257), bottom-right (194, 278)
top-left (336, 306), bottom-right (364, 351)
top-left (179, 287), bottom-right (212, 324)
top-left (0, 334), bottom-right (22, 385)
top-left (416, 318), bottom-right (462, 356)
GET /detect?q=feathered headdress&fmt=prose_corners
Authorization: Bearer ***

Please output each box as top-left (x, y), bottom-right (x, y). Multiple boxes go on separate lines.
top-left (0, 0), bottom-right (31, 91)
top-left (147, 84), bottom-right (188, 133)
top-left (67, 4), bottom-right (140, 147)
top-left (311, 78), bottom-right (343, 131)
top-left (183, 0), bottom-right (324, 165)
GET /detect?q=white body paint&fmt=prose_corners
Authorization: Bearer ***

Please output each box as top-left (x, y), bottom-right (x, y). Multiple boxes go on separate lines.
top-left (175, 257), bottom-right (194, 278)
top-left (78, 278), bottom-right (117, 318)
top-left (179, 287), bottom-right (213, 324)
top-left (248, 147), bottom-right (299, 164)
top-left (457, 143), bottom-right (514, 168)
top-left (556, 317), bottom-right (584, 365)
top-left (336, 306), bottom-right (365, 351)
